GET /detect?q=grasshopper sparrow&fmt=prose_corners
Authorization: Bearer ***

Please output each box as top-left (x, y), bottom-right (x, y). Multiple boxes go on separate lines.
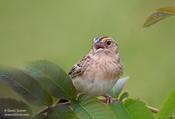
top-left (69, 36), bottom-right (123, 99)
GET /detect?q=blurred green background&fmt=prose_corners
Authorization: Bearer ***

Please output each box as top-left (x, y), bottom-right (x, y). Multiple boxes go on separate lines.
top-left (0, 0), bottom-right (175, 109)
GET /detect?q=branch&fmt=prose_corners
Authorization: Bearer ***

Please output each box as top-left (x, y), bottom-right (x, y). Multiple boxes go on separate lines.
top-left (35, 100), bottom-right (71, 115)
top-left (146, 105), bottom-right (159, 113)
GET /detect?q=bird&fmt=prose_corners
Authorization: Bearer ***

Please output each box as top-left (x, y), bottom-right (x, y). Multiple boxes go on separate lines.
top-left (69, 36), bottom-right (123, 103)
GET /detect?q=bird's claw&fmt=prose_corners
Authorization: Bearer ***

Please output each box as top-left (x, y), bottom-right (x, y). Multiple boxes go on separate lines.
top-left (105, 95), bottom-right (113, 104)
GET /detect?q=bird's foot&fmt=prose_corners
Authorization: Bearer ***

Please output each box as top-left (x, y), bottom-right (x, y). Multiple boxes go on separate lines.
top-left (104, 95), bottom-right (113, 104)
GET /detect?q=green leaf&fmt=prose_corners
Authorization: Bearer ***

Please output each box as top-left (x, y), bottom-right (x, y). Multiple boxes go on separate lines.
top-left (109, 76), bottom-right (129, 97)
top-left (0, 66), bottom-right (53, 106)
top-left (25, 60), bottom-right (77, 100)
top-left (47, 104), bottom-right (79, 119)
top-left (0, 98), bottom-right (32, 119)
top-left (157, 90), bottom-right (175, 119)
top-left (143, 12), bottom-right (172, 27)
top-left (158, 7), bottom-right (175, 15)
top-left (109, 99), bottom-right (154, 119)
top-left (109, 103), bottom-right (131, 119)
top-left (119, 92), bottom-right (129, 102)
top-left (124, 99), bottom-right (154, 119)
top-left (143, 7), bottom-right (175, 27)
top-left (72, 95), bottom-right (117, 119)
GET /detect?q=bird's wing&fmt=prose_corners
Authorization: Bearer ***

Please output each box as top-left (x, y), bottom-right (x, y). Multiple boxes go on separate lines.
top-left (69, 54), bottom-right (91, 79)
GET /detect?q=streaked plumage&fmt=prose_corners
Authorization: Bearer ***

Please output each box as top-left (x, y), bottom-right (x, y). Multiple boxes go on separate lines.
top-left (69, 36), bottom-right (123, 96)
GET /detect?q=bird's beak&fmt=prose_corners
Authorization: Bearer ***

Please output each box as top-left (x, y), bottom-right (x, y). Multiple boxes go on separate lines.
top-left (95, 42), bottom-right (105, 49)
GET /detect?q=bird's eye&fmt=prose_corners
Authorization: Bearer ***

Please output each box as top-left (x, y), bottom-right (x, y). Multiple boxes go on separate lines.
top-left (106, 41), bottom-right (111, 45)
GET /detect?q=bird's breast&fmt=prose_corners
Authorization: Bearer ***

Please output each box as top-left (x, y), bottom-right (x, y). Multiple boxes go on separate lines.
top-left (82, 56), bottom-right (120, 81)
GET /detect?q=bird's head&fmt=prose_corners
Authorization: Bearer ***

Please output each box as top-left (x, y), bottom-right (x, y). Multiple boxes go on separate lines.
top-left (92, 36), bottom-right (118, 54)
